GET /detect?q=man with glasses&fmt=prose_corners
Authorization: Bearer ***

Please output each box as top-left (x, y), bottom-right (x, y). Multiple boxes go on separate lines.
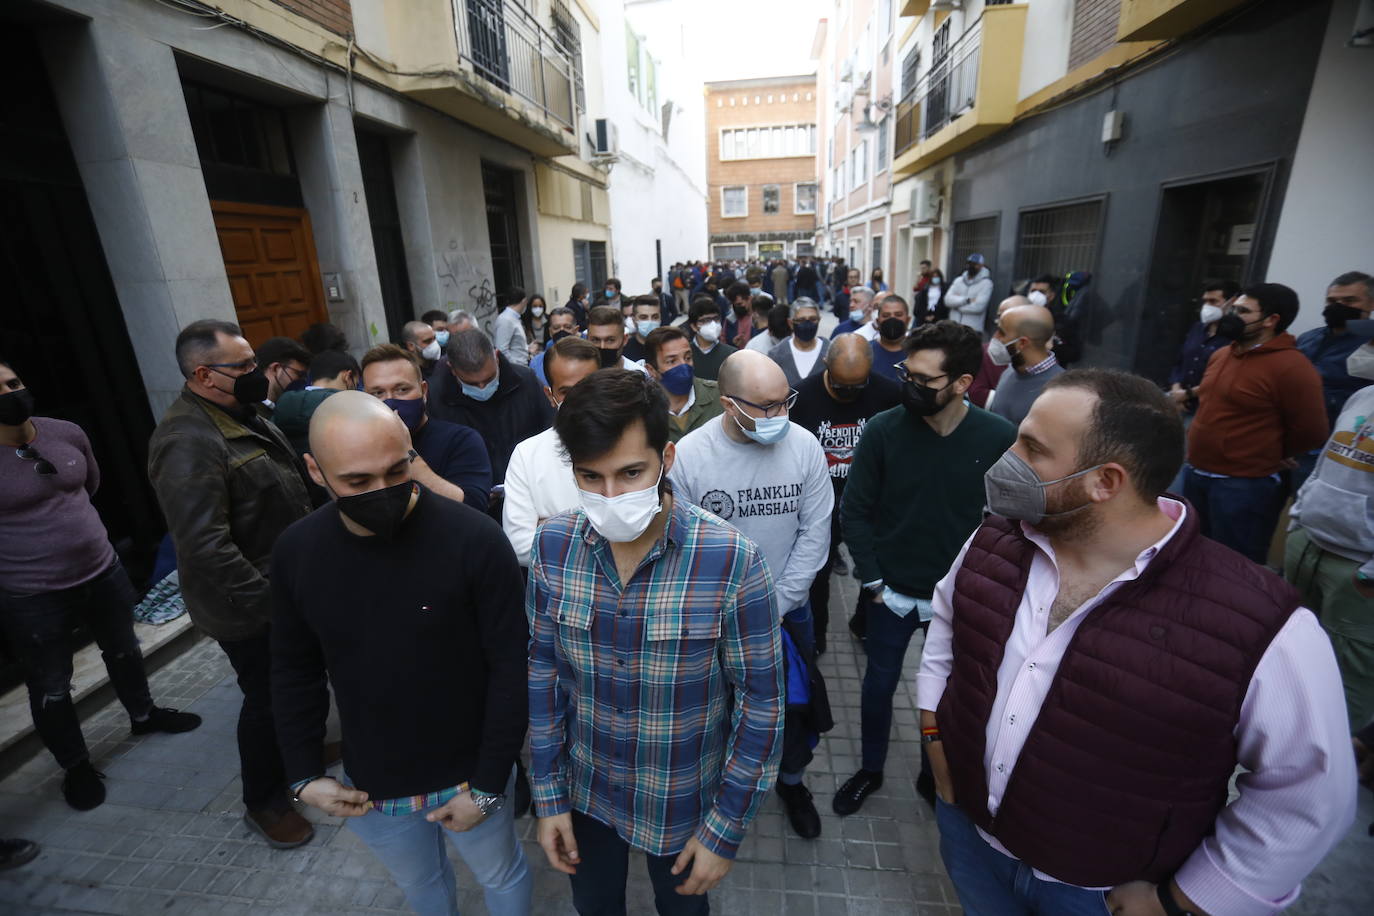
top-left (254, 337), bottom-right (312, 411)
top-left (0, 360), bottom-right (202, 812)
top-left (148, 320), bottom-right (316, 848)
top-left (669, 349), bottom-right (833, 839)
top-left (834, 321), bottom-right (1015, 817)
top-left (789, 335), bottom-right (900, 654)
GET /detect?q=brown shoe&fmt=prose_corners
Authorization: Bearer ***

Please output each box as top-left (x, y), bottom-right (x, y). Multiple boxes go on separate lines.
top-left (243, 806), bottom-right (314, 849)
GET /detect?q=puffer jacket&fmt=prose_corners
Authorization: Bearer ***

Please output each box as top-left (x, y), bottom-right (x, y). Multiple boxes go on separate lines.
top-left (148, 389), bottom-right (312, 642)
top-left (944, 266), bottom-right (993, 331)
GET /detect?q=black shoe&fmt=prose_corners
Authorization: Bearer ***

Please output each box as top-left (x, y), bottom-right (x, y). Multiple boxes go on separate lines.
top-left (61, 761), bottom-right (106, 811)
top-left (776, 782), bottom-right (821, 839)
top-left (131, 706), bottom-right (203, 736)
top-left (832, 769), bottom-right (883, 816)
top-left (514, 759), bottom-right (532, 818)
top-left (0, 838), bottom-right (38, 871)
top-left (915, 769), bottom-right (937, 811)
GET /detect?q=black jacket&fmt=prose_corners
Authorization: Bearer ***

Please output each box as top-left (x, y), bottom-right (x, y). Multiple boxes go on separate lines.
top-left (427, 352), bottom-right (554, 484)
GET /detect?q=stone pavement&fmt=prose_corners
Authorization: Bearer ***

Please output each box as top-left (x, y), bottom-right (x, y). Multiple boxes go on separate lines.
top-left (0, 569), bottom-right (1371, 915)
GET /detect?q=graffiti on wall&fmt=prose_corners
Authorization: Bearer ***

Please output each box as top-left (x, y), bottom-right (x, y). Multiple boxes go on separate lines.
top-left (437, 239), bottom-right (499, 327)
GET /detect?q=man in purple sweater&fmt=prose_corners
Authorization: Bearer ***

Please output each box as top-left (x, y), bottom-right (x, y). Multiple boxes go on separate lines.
top-left (0, 360), bottom-right (201, 811)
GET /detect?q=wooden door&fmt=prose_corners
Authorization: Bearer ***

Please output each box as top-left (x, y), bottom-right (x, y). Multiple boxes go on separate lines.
top-left (212, 201), bottom-right (328, 346)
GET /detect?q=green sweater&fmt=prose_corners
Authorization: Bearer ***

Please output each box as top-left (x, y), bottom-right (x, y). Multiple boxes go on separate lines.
top-left (841, 404), bottom-right (1016, 597)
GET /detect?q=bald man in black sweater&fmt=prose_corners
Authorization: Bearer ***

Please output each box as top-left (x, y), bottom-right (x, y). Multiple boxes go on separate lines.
top-left (270, 391), bottom-right (532, 915)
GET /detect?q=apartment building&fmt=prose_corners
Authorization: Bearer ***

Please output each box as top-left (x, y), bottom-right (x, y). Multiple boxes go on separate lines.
top-left (890, 0), bottom-right (1372, 377)
top-left (813, 0), bottom-right (900, 290)
top-left (704, 75), bottom-right (820, 262)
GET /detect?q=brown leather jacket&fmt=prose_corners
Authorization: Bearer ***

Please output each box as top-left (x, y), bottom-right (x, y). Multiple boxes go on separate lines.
top-left (147, 389), bottom-right (312, 642)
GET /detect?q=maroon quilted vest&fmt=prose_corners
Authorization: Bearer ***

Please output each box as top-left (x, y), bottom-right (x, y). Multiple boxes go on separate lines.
top-left (936, 507), bottom-right (1300, 888)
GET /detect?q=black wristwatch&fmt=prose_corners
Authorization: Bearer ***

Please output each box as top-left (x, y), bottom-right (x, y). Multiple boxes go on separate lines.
top-left (1157, 880), bottom-right (1196, 916)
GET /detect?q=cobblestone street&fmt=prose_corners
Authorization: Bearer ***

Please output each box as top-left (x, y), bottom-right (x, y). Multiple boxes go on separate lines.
top-left (1, 571), bottom-right (1371, 915)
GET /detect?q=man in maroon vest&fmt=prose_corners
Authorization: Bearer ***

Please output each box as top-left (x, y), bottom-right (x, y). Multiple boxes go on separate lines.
top-left (918, 369), bottom-right (1355, 916)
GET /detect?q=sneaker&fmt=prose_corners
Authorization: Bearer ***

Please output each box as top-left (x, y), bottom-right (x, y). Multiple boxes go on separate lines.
top-left (832, 769), bottom-right (883, 816)
top-left (131, 706), bottom-right (203, 736)
top-left (61, 761), bottom-right (106, 811)
top-left (243, 806), bottom-right (314, 849)
top-left (776, 781), bottom-right (821, 839)
top-left (0, 838), bottom-right (39, 871)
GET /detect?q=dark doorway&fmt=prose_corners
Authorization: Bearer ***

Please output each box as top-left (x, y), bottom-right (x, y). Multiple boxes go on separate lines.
top-left (356, 129), bottom-right (414, 344)
top-left (1135, 168), bottom-right (1273, 383)
top-left (482, 162), bottom-right (526, 320)
top-left (0, 30), bottom-right (162, 686)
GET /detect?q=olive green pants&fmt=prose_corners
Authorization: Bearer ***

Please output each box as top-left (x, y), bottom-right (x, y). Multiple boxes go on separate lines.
top-left (1285, 527), bottom-right (1374, 732)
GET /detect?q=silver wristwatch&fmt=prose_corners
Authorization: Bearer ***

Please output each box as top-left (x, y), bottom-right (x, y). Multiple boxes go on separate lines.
top-left (470, 791), bottom-right (506, 817)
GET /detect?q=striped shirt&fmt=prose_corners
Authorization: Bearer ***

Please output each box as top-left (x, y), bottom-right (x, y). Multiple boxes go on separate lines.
top-left (527, 497), bottom-right (784, 859)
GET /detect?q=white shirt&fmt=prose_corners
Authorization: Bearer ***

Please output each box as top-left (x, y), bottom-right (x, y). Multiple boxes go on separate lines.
top-left (790, 339), bottom-right (821, 379)
top-left (501, 427), bottom-right (581, 567)
top-left (622, 356), bottom-right (649, 375)
top-left (747, 332), bottom-right (783, 354)
top-left (916, 499), bottom-right (1356, 914)
top-left (669, 385), bottom-right (697, 417)
top-left (856, 322), bottom-right (879, 342)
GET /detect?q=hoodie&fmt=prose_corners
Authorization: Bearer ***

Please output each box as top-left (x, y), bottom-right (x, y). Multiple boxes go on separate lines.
top-left (1290, 385), bottom-right (1374, 579)
top-left (944, 266), bottom-right (993, 331)
top-left (1186, 333), bottom-right (1328, 478)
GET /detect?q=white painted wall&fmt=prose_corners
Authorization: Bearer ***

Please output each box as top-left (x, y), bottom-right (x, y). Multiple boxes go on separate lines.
top-left (1268, 0), bottom-right (1374, 336)
top-left (1017, 0), bottom-right (1075, 100)
top-left (596, 0), bottom-right (707, 288)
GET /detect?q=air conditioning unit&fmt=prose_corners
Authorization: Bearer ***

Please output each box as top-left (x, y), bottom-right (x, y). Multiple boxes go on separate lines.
top-left (591, 118), bottom-right (619, 156)
top-left (911, 180), bottom-right (942, 225)
top-left (931, 0), bottom-right (964, 10)
top-left (838, 56), bottom-right (854, 82)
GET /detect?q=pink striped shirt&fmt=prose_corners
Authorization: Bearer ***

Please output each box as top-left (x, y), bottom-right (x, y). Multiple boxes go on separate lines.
top-left (916, 499), bottom-right (1356, 915)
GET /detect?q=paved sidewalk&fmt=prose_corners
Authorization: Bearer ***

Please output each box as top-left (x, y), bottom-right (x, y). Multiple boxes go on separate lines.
top-left (0, 570), bottom-right (1370, 914)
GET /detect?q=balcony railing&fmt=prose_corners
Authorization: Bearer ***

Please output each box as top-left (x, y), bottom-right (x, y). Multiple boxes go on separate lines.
top-left (894, 16), bottom-right (983, 159)
top-left (454, 0), bottom-right (577, 130)
top-left (893, 88), bottom-right (918, 158)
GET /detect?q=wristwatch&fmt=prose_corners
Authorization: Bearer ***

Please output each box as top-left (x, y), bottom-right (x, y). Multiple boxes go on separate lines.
top-left (1156, 879), bottom-right (1196, 916)
top-left (291, 775), bottom-right (324, 804)
top-left (469, 790), bottom-right (506, 817)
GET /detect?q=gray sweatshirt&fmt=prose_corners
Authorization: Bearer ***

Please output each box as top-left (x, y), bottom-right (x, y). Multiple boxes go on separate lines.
top-left (1291, 385), bottom-right (1374, 578)
top-left (669, 417), bottom-right (833, 616)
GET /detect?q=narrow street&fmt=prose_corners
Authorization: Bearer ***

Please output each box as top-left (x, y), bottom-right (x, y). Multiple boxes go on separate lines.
top-left (1, 570), bottom-right (1370, 915)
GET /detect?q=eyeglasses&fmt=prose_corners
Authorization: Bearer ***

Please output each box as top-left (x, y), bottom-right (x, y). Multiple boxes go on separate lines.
top-left (205, 357), bottom-right (259, 373)
top-left (726, 390), bottom-right (799, 419)
top-left (16, 444), bottom-right (56, 477)
top-left (895, 365), bottom-right (949, 387)
top-left (829, 381), bottom-right (868, 397)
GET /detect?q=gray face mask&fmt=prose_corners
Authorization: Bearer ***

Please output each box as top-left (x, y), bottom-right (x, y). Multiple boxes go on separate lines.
top-left (984, 449), bottom-right (1102, 525)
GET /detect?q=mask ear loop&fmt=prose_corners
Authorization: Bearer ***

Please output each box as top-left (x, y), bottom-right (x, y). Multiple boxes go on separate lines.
top-left (1035, 464), bottom-right (1106, 519)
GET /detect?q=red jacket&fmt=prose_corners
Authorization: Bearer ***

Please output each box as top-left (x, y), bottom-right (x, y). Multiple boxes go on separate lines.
top-left (1187, 333), bottom-right (1327, 477)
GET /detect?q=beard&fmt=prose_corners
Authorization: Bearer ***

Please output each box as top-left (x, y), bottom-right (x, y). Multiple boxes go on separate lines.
top-left (1034, 475), bottom-right (1100, 540)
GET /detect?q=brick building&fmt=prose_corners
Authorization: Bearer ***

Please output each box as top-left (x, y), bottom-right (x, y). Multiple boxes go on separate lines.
top-left (704, 76), bottom-right (819, 262)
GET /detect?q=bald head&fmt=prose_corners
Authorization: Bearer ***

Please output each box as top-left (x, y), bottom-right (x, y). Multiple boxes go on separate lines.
top-left (306, 390), bottom-right (413, 496)
top-left (997, 294), bottom-right (1031, 317)
top-left (719, 349), bottom-right (790, 405)
top-left (826, 334), bottom-right (873, 386)
top-left (1001, 305), bottom-right (1055, 345)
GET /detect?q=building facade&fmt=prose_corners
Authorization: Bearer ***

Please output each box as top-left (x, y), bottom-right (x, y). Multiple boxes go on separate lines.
top-left (704, 75), bottom-right (820, 262)
top-left (0, 0), bottom-right (705, 581)
top-left (813, 0), bottom-right (900, 290)
top-left (889, 0), bottom-right (1373, 376)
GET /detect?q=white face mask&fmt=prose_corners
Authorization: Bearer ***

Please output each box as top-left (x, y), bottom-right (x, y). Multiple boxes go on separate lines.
top-left (421, 341), bottom-right (441, 361)
top-left (988, 337), bottom-right (1014, 367)
top-left (1028, 290), bottom-right (1048, 308)
top-left (578, 467), bottom-right (664, 542)
top-left (532, 307), bottom-right (544, 318)
top-left (624, 316), bottom-right (637, 336)
top-left (1199, 304), bottom-right (1223, 325)
top-left (698, 320), bottom-right (722, 343)
top-left (1348, 343), bottom-right (1374, 381)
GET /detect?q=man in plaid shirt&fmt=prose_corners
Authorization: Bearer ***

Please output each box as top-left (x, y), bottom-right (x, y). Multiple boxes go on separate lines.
top-left (528, 369), bottom-right (785, 914)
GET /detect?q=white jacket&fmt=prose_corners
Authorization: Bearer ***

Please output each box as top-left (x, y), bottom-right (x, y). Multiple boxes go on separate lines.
top-left (944, 266), bottom-right (993, 331)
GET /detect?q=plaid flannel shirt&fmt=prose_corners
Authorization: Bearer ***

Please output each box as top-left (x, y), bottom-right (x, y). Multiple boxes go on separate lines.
top-left (527, 498), bottom-right (784, 859)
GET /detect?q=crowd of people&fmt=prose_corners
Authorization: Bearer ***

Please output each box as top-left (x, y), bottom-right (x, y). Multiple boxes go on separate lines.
top-left (0, 259), bottom-right (1372, 916)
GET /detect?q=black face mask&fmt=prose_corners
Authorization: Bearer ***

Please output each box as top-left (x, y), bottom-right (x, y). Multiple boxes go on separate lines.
top-left (0, 388), bottom-right (35, 426)
top-left (212, 366), bottom-right (270, 405)
top-left (550, 329), bottom-right (573, 343)
top-left (1214, 313), bottom-right (1246, 341)
top-left (597, 347), bottom-right (621, 369)
top-left (336, 480), bottom-right (416, 540)
top-left (732, 304), bottom-right (749, 318)
top-left (1324, 303), bottom-right (1363, 330)
top-left (793, 320), bottom-right (819, 342)
top-left (901, 379), bottom-right (950, 418)
top-left (879, 317), bottom-right (908, 341)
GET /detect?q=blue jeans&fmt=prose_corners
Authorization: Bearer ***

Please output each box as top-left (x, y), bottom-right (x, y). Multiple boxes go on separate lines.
top-left (859, 597), bottom-right (927, 772)
top-left (1182, 467), bottom-right (1286, 564)
top-left (346, 767), bottom-right (531, 916)
top-left (936, 798), bottom-right (1109, 916)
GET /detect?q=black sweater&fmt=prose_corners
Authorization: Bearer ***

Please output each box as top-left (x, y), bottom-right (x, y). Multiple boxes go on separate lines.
top-left (270, 486), bottom-right (528, 797)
